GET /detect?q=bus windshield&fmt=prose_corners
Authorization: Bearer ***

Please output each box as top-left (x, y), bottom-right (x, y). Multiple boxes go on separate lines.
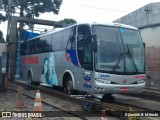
top-left (92, 25), bottom-right (145, 74)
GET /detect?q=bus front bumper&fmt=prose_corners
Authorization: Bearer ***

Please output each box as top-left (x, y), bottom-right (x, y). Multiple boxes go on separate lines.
top-left (93, 82), bottom-right (145, 94)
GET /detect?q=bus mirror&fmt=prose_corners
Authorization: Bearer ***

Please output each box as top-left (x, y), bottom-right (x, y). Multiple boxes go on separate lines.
top-left (92, 34), bottom-right (97, 51)
top-left (143, 42), bottom-right (145, 49)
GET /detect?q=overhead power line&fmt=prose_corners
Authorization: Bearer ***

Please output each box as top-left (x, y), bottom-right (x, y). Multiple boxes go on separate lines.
top-left (66, 1), bottom-right (129, 13)
top-left (66, 1), bottom-right (160, 15)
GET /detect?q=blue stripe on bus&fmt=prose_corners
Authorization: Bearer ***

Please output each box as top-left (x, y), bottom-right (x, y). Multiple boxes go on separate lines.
top-left (66, 50), bottom-right (80, 67)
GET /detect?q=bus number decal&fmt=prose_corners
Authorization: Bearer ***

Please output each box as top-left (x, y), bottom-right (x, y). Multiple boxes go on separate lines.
top-left (22, 56), bottom-right (38, 64)
top-left (83, 84), bottom-right (91, 88)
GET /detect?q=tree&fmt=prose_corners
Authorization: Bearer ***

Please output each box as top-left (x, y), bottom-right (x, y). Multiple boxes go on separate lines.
top-left (60, 18), bottom-right (77, 25)
top-left (0, 0), bottom-right (63, 23)
top-left (0, 31), bottom-right (5, 43)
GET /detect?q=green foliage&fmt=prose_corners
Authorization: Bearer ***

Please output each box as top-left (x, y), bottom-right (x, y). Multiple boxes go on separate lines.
top-left (60, 18), bottom-right (77, 25)
top-left (0, 31), bottom-right (5, 43)
top-left (0, 0), bottom-right (63, 22)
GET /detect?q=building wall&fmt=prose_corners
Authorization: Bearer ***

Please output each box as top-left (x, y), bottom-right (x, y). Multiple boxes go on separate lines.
top-left (115, 2), bottom-right (160, 28)
top-left (114, 2), bottom-right (160, 89)
top-left (140, 27), bottom-right (160, 88)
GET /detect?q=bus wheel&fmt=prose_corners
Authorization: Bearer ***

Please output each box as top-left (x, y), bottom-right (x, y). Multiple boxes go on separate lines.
top-left (101, 94), bottom-right (114, 102)
top-left (28, 74), bottom-right (39, 86)
top-left (65, 76), bottom-right (74, 94)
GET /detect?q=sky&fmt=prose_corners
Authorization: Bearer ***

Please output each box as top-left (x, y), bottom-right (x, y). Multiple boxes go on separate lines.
top-left (1, 0), bottom-right (160, 39)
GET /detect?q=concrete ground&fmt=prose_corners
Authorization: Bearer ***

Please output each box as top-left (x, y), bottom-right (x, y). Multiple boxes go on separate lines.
top-left (0, 90), bottom-right (82, 120)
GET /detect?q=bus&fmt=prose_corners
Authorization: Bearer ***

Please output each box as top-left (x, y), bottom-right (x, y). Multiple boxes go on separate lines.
top-left (20, 22), bottom-right (145, 95)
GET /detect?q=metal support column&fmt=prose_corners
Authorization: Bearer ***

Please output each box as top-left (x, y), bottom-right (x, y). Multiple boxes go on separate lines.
top-left (14, 37), bottom-right (20, 80)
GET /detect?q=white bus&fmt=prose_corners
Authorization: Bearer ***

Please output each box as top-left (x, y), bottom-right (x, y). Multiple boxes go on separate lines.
top-left (20, 23), bottom-right (145, 96)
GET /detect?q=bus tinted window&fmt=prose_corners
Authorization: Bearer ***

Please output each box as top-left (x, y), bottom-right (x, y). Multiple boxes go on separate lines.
top-left (77, 25), bottom-right (93, 70)
top-left (41, 35), bottom-right (52, 52)
top-left (65, 27), bottom-right (76, 50)
top-left (52, 31), bottom-right (63, 50)
top-left (63, 28), bottom-right (72, 49)
top-left (29, 40), bottom-right (36, 54)
top-left (20, 36), bottom-right (52, 55)
top-left (20, 42), bottom-right (27, 55)
top-left (35, 38), bottom-right (42, 53)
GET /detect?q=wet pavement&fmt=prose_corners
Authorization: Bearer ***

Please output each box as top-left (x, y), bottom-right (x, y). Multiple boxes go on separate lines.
top-left (0, 89), bottom-right (121, 120)
top-left (0, 90), bottom-right (82, 120)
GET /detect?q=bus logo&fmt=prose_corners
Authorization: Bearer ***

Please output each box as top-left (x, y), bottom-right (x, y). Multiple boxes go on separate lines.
top-left (99, 74), bottom-right (110, 78)
top-left (123, 79), bottom-right (127, 84)
top-left (83, 76), bottom-right (91, 81)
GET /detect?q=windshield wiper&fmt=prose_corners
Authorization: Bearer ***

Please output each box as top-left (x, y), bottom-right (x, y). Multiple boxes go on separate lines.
top-left (113, 53), bottom-right (123, 72)
top-left (126, 45), bottom-right (138, 73)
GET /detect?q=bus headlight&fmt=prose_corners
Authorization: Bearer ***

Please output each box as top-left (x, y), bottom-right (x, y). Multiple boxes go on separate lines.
top-left (95, 79), bottom-right (111, 84)
top-left (137, 79), bottom-right (145, 84)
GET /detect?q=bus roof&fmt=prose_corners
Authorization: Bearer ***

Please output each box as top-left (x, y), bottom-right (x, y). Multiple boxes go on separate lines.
top-left (76, 22), bottom-right (138, 30)
top-left (27, 22), bottom-right (138, 41)
top-left (45, 22), bottom-right (138, 34)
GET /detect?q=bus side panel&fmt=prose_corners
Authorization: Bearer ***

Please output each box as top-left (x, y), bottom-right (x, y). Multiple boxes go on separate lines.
top-left (54, 51), bottom-right (66, 86)
top-left (54, 50), bottom-right (77, 87)
top-left (58, 49), bottom-right (95, 93)
top-left (20, 53), bottom-right (51, 84)
top-left (33, 53), bottom-right (49, 83)
top-left (20, 54), bottom-right (42, 83)
top-left (35, 52), bottom-right (58, 85)
top-left (73, 66), bottom-right (94, 93)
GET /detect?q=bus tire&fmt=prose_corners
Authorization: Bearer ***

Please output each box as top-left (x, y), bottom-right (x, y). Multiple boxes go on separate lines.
top-left (101, 94), bottom-right (114, 102)
top-left (28, 72), bottom-right (40, 86)
top-left (65, 76), bottom-right (74, 94)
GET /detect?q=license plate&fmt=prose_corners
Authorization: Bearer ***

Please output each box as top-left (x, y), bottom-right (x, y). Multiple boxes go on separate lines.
top-left (120, 87), bottom-right (128, 92)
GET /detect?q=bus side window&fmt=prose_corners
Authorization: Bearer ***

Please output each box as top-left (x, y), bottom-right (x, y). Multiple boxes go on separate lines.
top-left (20, 42), bottom-right (27, 55)
top-left (63, 28), bottom-right (72, 49)
top-left (52, 32), bottom-right (63, 51)
top-left (65, 27), bottom-right (76, 50)
top-left (40, 37), bottom-right (44, 53)
top-left (35, 38), bottom-right (41, 53)
top-left (20, 43), bottom-right (23, 55)
top-left (45, 35), bottom-right (52, 52)
top-left (41, 40), bottom-right (47, 53)
top-left (27, 41), bottom-right (31, 54)
top-left (77, 25), bottom-right (93, 70)
top-left (30, 40), bottom-right (36, 54)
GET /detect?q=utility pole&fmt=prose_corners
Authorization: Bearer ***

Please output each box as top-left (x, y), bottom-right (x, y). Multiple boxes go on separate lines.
top-left (32, 0), bottom-right (35, 19)
top-left (6, 0), bottom-right (20, 80)
top-left (6, 0), bottom-right (12, 42)
top-left (6, 0), bottom-right (12, 78)
top-left (29, 0), bottom-right (35, 31)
